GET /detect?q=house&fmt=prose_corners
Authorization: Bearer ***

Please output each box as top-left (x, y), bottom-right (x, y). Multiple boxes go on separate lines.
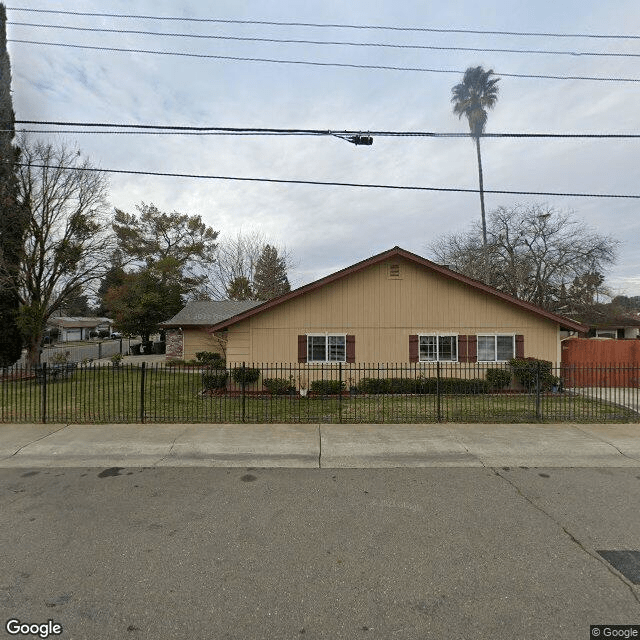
top-left (45, 316), bottom-right (113, 343)
top-left (563, 305), bottom-right (640, 340)
top-left (162, 300), bottom-right (263, 361)
top-left (167, 247), bottom-right (586, 366)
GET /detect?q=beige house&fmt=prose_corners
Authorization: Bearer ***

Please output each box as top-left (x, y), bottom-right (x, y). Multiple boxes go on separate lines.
top-left (162, 300), bottom-right (262, 361)
top-left (177, 247), bottom-right (586, 367)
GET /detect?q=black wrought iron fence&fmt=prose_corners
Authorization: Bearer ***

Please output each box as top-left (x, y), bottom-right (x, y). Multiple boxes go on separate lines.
top-left (0, 361), bottom-right (638, 424)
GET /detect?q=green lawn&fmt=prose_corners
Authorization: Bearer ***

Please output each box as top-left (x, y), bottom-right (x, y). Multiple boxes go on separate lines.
top-left (1, 366), bottom-right (638, 424)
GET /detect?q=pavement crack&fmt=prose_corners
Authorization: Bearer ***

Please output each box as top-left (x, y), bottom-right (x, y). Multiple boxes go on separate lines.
top-left (152, 427), bottom-right (190, 466)
top-left (569, 424), bottom-right (640, 464)
top-left (318, 424), bottom-right (322, 469)
top-left (0, 423), bottom-right (71, 462)
top-left (492, 468), bottom-right (640, 607)
top-left (443, 426), bottom-right (487, 467)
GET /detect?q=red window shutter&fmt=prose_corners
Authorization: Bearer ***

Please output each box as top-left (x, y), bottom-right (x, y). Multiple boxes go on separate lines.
top-left (346, 335), bottom-right (355, 363)
top-left (515, 334), bottom-right (525, 358)
top-left (458, 335), bottom-right (468, 362)
top-left (468, 335), bottom-right (477, 363)
top-left (409, 334), bottom-right (419, 363)
top-left (298, 335), bottom-right (307, 363)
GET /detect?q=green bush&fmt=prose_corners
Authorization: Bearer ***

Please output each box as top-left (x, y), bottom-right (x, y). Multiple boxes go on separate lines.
top-left (202, 371), bottom-right (228, 391)
top-left (195, 351), bottom-right (226, 367)
top-left (263, 377), bottom-right (295, 395)
top-left (310, 379), bottom-right (345, 395)
top-left (510, 358), bottom-right (555, 391)
top-left (358, 377), bottom-right (391, 394)
top-left (357, 376), bottom-right (489, 394)
top-left (486, 368), bottom-right (512, 390)
top-left (231, 366), bottom-right (261, 386)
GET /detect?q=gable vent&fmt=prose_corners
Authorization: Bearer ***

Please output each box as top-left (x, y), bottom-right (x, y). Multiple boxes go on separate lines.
top-left (388, 263), bottom-right (401, 279)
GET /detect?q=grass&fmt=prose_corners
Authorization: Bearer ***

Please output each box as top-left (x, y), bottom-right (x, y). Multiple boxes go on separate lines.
top-left (1, 365), bottom-right (638, 424)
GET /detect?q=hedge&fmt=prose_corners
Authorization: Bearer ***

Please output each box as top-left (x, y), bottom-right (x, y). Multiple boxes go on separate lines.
top-left (263, 377), bottom-right (296, 395)
top-left (357, 377), bottom-right (489, 394)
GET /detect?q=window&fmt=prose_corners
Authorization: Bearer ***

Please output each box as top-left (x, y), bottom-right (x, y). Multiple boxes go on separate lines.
top-left (477, 335), bottom-right (515, 362)
top-left (419, 335), bottom-right (458, 362)
top-left (307, 334), bottom-right (346, 362)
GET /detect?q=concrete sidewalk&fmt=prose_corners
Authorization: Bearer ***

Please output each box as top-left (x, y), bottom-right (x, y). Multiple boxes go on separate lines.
top-left (0, 422), bottom-right (639, 468)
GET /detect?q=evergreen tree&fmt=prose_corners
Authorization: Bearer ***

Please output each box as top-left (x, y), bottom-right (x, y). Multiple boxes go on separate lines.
top-left (253, 244), bottom-right (291, 300)
top-left (0, 4), bottom-right (25, 366)
top-left (226, 276), bottom-right (254, 301)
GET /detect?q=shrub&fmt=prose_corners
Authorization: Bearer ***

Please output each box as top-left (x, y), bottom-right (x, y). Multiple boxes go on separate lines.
top-left (358, 377), bottom-right (391, 394)
top-left (486, 368), bottom-right (512, 390)
top-left (231, 366), bottom-right (261, 386)
top-left (510, 357), bottom-right (555, 391)
top-left (310, 379), bottom-right (345, 395)
top-left (110, 353), bottom-right (124, 367)
top-left (357, 376), bottom-right (489, 394)
top-left (202, 371), bottom-right (228, 391)
top-left (195, 351), bottom-right (226, 367)
top-left (263, 377), bottom-right (296, 395)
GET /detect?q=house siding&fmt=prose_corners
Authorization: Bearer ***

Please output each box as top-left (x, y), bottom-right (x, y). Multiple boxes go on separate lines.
top-left (225, 258), bottom-right (560, 364)
top-left (183, 328), bottom-right (226, 361)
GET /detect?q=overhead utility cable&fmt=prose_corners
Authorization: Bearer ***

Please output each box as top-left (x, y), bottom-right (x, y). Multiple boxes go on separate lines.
top-left (6, 8), bottom-right (640, 40)
top-left (15, 162), bottom-right (640, 200)
top-left (14, 121), bottom-right (640, 138)
top-left (8, 22), bottom-right (640, 58)
top-left (8, 40), bottom-right (640, 83)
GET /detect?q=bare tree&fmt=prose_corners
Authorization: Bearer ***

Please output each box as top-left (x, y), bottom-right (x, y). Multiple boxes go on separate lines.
top-left (208, 230), bottom-right (295, 300)
top-left (7, 137), bottom-right (114, 365)
top-left (429, 204), bottom-right (618, 312)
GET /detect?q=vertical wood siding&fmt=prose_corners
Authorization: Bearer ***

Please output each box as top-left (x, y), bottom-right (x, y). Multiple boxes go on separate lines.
top-left (225, 258), bottom-right (560, 364)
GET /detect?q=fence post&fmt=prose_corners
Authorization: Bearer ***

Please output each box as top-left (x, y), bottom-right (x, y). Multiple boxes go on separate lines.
top-left (436, 361), bottom-right (442, 423)
top-left (338, 362), bottom-right (343, 424)
top-left (41, 362), bottom-right (47, 424)
top-left (140, 362), bottom-right (146, 423)
top-left (119, 338), bottom-right (123, 355)
top-left (242, 362), bottom-right (246, 423)
top-left (535, 360), bottom-right (542, 420)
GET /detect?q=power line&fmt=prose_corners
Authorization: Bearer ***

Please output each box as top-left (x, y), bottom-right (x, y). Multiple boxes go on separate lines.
top-left (15, 162), bottom-right (640, 199)
top-left (9, 21), bottom-right (640, 58)
top-left (8, 39), bottom-right (640, 83)
top-left (14, 121), bottom-right (640, 138)
top-left (6, 8), bottom-right (640, 40)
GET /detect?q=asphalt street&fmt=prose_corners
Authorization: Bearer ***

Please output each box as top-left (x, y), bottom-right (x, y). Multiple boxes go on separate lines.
top-left (2, 466), bottom-right (639, 640)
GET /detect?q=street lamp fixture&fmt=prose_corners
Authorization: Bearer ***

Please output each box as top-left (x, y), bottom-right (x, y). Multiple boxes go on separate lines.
top-left (334, 133), bottom-right (373, 146)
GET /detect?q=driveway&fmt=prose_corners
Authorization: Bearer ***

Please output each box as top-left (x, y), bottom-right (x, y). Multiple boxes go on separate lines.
top-left (571, 387), bottom-right (640, 414)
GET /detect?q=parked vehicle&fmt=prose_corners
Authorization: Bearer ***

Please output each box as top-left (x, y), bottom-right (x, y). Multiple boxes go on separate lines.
top-left (111, 332), bottom-right (122, 339)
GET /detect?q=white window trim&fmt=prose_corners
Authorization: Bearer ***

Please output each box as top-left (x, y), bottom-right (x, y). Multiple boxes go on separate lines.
top-left (477, 334), bottom-right (516, 362)
top-left (418, 334), bottom-right (459, 363)
top-left (307, 333), bottom-right (347, 363)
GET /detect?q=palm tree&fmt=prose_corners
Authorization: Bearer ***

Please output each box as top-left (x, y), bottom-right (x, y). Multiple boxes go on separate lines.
top-left (451, 66), bottom-right (500, 247)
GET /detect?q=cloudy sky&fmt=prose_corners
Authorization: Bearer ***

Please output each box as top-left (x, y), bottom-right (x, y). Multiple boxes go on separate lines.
top-left (5, 0), bottom-right (640, 294)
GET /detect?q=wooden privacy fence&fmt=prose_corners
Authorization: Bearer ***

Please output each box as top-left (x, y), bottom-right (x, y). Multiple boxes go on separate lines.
top-left (561, 338), bottom-right (640, 387)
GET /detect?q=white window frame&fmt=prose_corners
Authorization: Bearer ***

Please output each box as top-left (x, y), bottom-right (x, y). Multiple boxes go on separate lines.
top-left (477, 334), bottom-right (515, 362)
top-left (418, 334), bottom-right (458, 362)
top-left (307, 334), bottom-right (347, 363)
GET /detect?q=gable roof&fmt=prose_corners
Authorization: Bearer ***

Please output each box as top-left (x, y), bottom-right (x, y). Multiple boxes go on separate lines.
top-left (162, 300), bottom-right (263, 328)
top-left (207, 246), bottom-right (588, 333)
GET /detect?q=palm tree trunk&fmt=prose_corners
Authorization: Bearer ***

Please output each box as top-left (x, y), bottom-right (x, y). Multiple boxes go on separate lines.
top-left (475, 136), bottom-right (487, 247)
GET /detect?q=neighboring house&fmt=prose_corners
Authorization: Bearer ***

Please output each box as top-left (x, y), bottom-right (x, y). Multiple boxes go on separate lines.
top-left (562, 309), bottom-right (640, 340)
top-left (46, 317), bottom-right (113, 343)
top-left (162, 300), bottom-right (263, 361)
top-left (185, 246), bottom-right (586, 366)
